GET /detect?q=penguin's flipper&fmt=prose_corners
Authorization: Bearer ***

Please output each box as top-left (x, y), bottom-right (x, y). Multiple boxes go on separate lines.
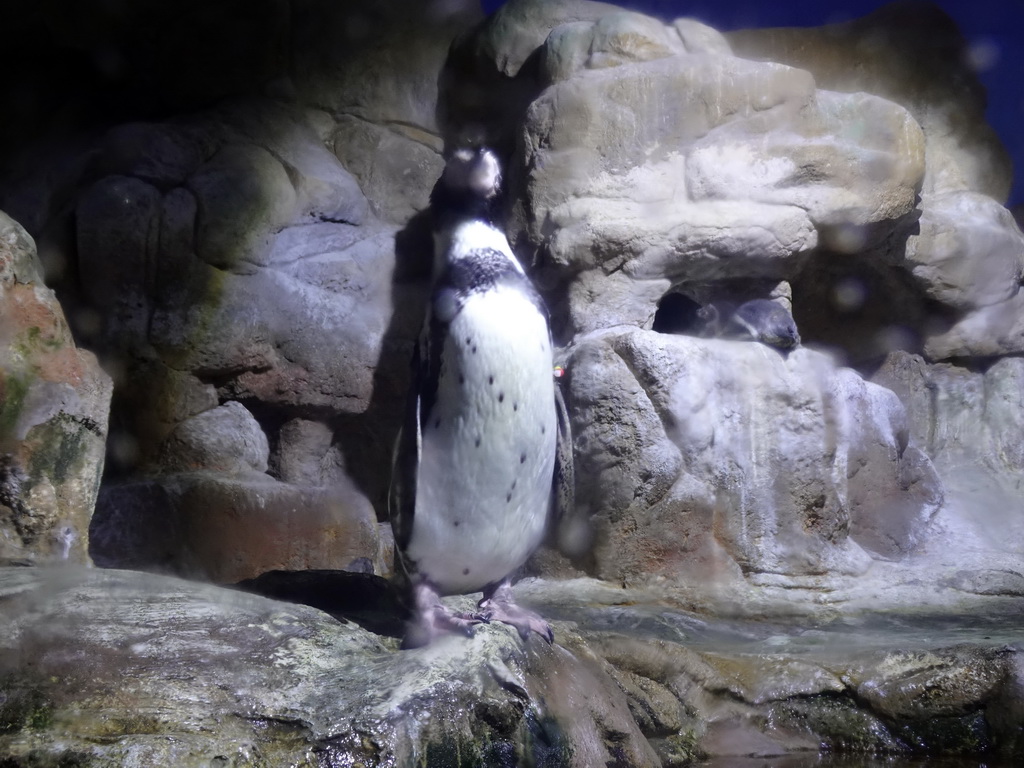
top-left (389, 341), bottom-right (426, 558)
top-left (549, 368), bottom-right (592, 558)
top-left (551, 373), bottom-right (575, 529)
top-left (390, 297), bottom-right (450, 575)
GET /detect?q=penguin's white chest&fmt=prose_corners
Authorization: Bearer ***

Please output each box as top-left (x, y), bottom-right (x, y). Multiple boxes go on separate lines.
top-left (409, 285), bottom-right (556, 594)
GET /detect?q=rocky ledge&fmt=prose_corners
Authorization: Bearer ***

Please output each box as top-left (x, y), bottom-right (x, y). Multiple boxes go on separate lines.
top-left (1, 566), bottom-right (1021, 767)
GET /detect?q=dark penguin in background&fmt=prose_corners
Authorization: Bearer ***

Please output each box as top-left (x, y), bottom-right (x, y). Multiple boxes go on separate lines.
top-left (698, 298), bottom-right (801, 350)
top-left (390, 147), bottom-right (572, 648)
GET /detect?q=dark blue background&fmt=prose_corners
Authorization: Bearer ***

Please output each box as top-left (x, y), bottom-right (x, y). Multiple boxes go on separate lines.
top-left (482, 0), bottom-right (1024, 208)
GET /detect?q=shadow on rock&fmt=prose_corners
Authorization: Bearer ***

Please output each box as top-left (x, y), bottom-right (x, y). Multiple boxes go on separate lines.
top-left (233, 568), bottom-right (409, 639)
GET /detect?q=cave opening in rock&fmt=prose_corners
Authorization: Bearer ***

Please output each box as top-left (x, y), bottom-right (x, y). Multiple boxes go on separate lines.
top-left (651, 292), bottom-right (703, 335)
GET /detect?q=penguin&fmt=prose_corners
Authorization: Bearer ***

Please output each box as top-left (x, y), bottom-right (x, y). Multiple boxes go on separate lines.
top-left (698, 298), bottom-right (801, 350)
top-left (390, 146), bottom-right (572, 648)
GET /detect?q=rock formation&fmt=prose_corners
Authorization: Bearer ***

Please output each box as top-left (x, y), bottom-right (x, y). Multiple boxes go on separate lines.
top-left (0, 0), bottom-right (1022, 764)
top-left (566, 330), bottom-right (944, 586)
top-left (727, 2), bottom-right (1024, 364)
top-left (0, 212), bottom-right (112, 565)
top-left (2, 567), bottom-right (1022, 765)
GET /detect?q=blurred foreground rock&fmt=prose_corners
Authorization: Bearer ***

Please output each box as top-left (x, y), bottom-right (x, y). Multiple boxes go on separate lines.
top-left (0, 567), bottom-right (659, 767)
top-left (1, 567), bottom-right (1022, 767)
top-left (0, 212), bottom-right (112, 566)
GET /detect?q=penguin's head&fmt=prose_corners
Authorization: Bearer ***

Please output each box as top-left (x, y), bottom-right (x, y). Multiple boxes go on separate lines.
top-left (732, 299), bottom-right (801, 349)
top-left (442, 146), bottom-right (502, 201)
top-left (430, 146), bottom-right (504, 228)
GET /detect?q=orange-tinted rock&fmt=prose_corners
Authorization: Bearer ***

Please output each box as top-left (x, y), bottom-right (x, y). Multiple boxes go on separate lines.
top-left (1, 210), bottom-right (112, 565)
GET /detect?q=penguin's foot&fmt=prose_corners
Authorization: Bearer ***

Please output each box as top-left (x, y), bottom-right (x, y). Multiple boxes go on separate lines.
top-left (476, 581), bottom-right (554, 643)
top-left (403, 582), bottom-right (482, 649)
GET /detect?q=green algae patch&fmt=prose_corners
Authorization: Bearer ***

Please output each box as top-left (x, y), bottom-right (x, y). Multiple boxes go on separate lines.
top-left (654, 729), bottom-right (705, 767)
top-left (0, 675), bottom-right (55, 735)
top-left (14, 327), bottom-right (65, 360)
top-left (0, 373), bottom-right (31, 444)
top-left (25, 415), bottom-right (93, 487)
top-left (770, 694), bottom-right (907, 754)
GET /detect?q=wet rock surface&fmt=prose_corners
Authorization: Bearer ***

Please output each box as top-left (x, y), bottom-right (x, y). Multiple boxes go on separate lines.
top-left (0, 567), bottom-right (657, 767)
top-left (1, 567), bottom-right (1022, 767)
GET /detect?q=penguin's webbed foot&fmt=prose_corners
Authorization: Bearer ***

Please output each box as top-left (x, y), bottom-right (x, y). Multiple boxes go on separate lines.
top-left (403, 582), bottom-right (483, 649)
top-left (476, 581), bottom-right (554, 643)
top-left (405, 608), bottom-right (479, 649)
